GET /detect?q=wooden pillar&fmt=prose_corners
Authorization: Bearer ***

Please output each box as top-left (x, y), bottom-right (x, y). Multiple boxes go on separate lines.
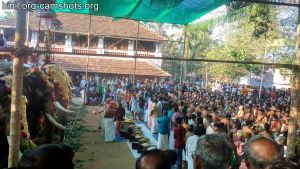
top-left (133, 21), bottom-right (140, 84)
top-left (287, 5), bottom-right (300, 157)
top-left (83, 15), bottom-right (92, 105)
top-left (183, 26), bottom-right (189, 82)
top-left (8, 1), bottom-right (26, 167)
top-left (25, 11), bottom-right (30, 46)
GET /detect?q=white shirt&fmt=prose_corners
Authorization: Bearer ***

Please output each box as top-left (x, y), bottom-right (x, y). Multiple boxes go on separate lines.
top-left (232, 87), bottom-right (237, 93)
top-left (186, 135), bottom-right (200, 161)
top-left (206, 125), bottom-right (215, 135)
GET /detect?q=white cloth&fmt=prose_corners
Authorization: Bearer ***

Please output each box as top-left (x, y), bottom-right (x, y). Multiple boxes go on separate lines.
top-left (104, 118), bottom-right (116, 142)
top-left (168, 130), bottom-right (175, 150)
top-left (144, 109), bottom-right (149, 123)
top-left (206, 126), bottom-right (215, 135)
top-left (188, 119), bottom-right (197, 128)
top-left (157, 133), bottom-right (168, 151)
top-left (80, 90), bottom-right (86, 104)
top-left (151, 116), bottom-right (158, 133)
top-left (186, 135), bottom-right (200, 169)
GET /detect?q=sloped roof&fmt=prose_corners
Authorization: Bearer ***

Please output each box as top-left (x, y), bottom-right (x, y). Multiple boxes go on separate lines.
top-left (0, 13), bottom-right (166, 41)
top-left (53, 55), bottom-right (171, 77)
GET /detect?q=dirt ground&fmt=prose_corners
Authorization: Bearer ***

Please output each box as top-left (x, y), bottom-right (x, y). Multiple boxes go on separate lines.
top-left (74, 105), bottom-right (135, 169)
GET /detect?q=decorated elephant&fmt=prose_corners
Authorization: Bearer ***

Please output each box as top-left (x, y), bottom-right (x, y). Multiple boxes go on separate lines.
top-left (0, 60), bottom-right (76, 145)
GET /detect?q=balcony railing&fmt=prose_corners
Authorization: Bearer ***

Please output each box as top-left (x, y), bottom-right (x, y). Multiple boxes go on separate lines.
top-left (34, 44), bottom-right (157, 57)
top-left (4, 41), bottom-right (158, 57)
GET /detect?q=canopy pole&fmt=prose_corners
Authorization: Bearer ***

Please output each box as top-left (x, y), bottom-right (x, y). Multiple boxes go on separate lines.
top-left (287, 4), bottom-right (300, 157)
top-left (180, 27), bottom-right (187, 85)
top-left (259, 46), bottom-right (268, 99)
top-left (8, 2), bottom-right (26, 168)
top-left (133, 21), bottom-right (140, 84)
top-left (84, 14), bottom-right (92, 105)
top-left (25, 11), bottom-right (29, 46)
top-left (183, 25), bottom-right (188, 81)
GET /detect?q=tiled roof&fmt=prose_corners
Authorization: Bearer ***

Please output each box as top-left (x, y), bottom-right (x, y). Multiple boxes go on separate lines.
top-left (53, 55), bottom-right (171, 77)
top-left (0, 13), bottom-right (166, 41)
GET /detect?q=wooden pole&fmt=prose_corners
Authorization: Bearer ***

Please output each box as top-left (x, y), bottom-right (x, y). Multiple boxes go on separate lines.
top-left (10, 48), bottom-right (298, 69)
top-left (183, 25), bottom-right (189, 81)
top-left (133, 21), bottom-right (140, 84)
top-left (83, 14), bottom-right (92, 105)
top-left (25, 11), bottom-right (29, 46)
top-left (287, 4), bottom-right (300, 157)
top-left (180, 28), bottom-right (187, 85)
top-left (8, 2), bottom-right (26, 168)
top-left (259, 46), bottom-right (268, 99)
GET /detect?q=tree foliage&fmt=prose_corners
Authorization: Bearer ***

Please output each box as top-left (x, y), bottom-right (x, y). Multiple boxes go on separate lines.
top-left (161, 3), bottom-right (296, 82)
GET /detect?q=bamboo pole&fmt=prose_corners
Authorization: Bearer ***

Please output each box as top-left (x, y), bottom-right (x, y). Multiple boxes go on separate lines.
top-left (259, 46), bottom-right (268, 99)
top-left (180, 28), bottom-right (187, 85)
top-left (183, 26), bottom-right (188, 82)
top-left (25, 11), bottom-right (29, 46)
top-left (287, 5), bottom-right (300, 157)
top-left (83, 14), bottom-right (92, 105)
top-left (133, 21), bottom-right (140, 84)
top-left (233, 0), bottom-right (299, 7)
top-left (8, 2), bottom-right (26, 168)
top-left (1, 49), bottom-right (298, 69)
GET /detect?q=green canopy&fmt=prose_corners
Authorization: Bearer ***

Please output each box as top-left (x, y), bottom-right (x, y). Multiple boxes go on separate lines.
top-left (52, 0), bottom-right (229, 24)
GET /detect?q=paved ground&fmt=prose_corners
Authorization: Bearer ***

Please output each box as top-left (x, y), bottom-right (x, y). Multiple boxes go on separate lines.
top-left (73, 103), bottom-right (135, 169)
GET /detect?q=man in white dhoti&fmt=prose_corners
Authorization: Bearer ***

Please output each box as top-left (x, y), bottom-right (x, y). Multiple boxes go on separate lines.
top-left (104, 101), bottom-right (116, 142)
top-left (185, 126), bottom-right (205, 169)
top-left (157, 111), bottom-right (170, 151)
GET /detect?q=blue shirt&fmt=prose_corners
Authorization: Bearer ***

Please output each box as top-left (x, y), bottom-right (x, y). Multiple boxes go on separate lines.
top-left (158, 116), bottom-right (170, 135)
top-left (167, 110), bottom-right (173, 119)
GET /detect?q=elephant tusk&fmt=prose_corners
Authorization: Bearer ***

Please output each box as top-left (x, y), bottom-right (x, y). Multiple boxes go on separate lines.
top-left (70, 105), bottom-right (81, 110)
top-left (54, 101), bottom-right (74, 113)
top-left (45, 113), bottom-right (66, 130)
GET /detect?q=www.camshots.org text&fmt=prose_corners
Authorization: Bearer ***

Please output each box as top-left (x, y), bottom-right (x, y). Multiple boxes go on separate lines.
top-left (1, 1), bottom-right (99, 11)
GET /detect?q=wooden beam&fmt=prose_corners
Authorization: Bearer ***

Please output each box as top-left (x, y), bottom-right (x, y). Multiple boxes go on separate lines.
top-left (233, 0), bottom-right (300, 7)
top-left (287, 2), bottom-right (300, 157)
top-left (8, 1), bottom-right (26, 168)
top-left (39, 51), bottom-right (299, 69)
top-left (0, 49), bottom-right (298, 69)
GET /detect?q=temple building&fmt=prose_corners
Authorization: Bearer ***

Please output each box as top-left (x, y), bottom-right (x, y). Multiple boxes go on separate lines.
top-left (0, 13), bottom-right (171, 79)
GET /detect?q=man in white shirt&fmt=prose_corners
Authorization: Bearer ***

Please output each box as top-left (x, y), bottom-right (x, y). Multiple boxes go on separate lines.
top-left (185, 127), bottom-right (205, 169)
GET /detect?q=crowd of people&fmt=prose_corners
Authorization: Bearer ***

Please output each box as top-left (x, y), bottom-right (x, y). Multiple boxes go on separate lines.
top-left (88, 77), bottom-right (300, 169)
top-left (1, 76), bottom-right (299, 169)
